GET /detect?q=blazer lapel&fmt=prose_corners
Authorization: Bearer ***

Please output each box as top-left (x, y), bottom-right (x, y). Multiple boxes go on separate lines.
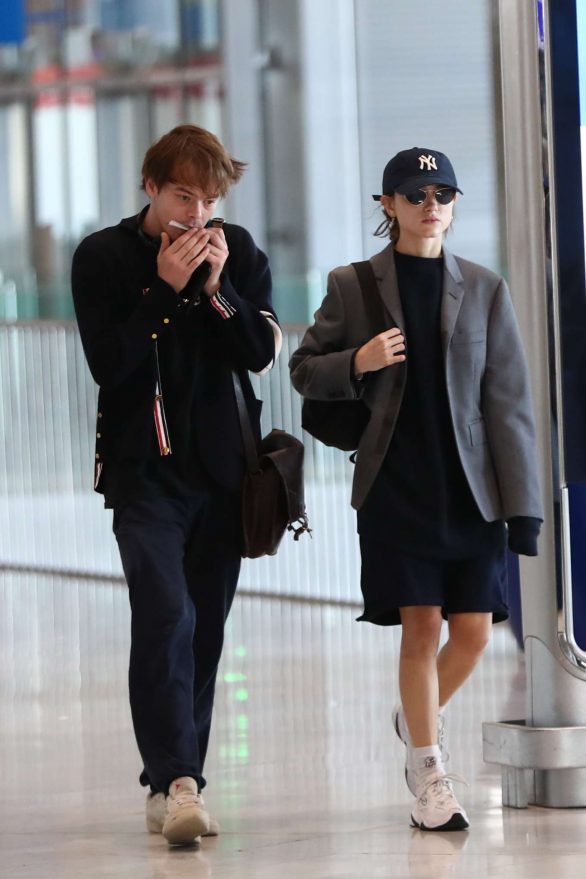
top-left (441, 247), bottom-right (465, 355)
top-left (363, 245), bottom-right (406, 412)
top-left (368, 243), bottom-right (464, 350)
top-left (369, 243), bottom-right (405, 331)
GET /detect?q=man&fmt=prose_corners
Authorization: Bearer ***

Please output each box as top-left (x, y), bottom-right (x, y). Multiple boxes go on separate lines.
top-left (72, 125), bottom-right (280, 845)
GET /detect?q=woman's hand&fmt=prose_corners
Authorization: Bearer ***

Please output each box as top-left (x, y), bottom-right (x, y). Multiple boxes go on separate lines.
top-left (354, 328), bottom-right (406, 375)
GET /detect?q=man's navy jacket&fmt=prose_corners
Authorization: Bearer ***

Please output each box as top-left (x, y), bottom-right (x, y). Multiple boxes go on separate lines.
top-left (72, 212), bottom-right (280, 494)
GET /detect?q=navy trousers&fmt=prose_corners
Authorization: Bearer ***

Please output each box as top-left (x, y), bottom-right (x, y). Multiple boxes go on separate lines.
top-left (113, 490), bottom-right (241, 793)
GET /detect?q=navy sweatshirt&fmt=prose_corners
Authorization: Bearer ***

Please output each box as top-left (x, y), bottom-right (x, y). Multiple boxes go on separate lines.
top-left (72, 210), bottom-right (279, 500)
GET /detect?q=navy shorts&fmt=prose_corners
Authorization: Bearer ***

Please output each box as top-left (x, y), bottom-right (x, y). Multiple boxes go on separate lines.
top-left (357, 534), bottom-right (508, 627)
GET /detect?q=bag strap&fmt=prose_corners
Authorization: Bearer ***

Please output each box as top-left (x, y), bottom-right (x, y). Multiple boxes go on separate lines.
top-left (232, 370), bottom-right (260, 474)
top-left (351, 260), bottom-right (386, 333)
top-left (235, 262), bottom-right (381, 473)
top-left (232, 370), bottom-right (311, 540)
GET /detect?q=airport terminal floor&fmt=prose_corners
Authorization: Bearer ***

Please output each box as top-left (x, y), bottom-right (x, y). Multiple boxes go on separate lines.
top-left (1, 569), bottom-right (585, 879)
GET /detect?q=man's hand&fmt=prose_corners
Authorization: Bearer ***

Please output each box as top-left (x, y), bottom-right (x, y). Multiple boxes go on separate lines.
top-left (354, 327), bottom-right (406, 375)
top-left (202, 226), bottom-right (229, 297)
top-left (157, 228), bottom-right (211, 293)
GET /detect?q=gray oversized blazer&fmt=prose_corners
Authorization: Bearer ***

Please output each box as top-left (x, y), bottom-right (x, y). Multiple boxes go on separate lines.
top-left (289, 242), bottom-right (543, 521)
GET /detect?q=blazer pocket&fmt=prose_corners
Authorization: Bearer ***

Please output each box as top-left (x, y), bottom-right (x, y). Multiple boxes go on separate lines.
top-left (468, 417), bottom-right (487, 447)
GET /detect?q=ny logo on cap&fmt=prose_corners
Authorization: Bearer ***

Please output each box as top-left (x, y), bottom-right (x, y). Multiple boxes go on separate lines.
top-left (418, 154), bottom-right (437, 171)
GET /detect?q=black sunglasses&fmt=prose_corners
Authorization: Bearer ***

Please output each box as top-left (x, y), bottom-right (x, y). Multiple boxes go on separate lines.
top-left (401, 187), bottom-right (457, 206)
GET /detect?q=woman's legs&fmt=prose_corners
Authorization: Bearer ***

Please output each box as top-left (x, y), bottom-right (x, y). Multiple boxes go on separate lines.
top-left (398, 607), bottom-right (490, 831)
top-left (437, 612), bottom-right (492, 708)
top-left (398, 606), bottom-right (444, 746)
top-left (399, 608), bottom-right (493, 744)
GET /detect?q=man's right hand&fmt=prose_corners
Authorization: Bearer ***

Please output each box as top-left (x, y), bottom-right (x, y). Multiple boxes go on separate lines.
top-left (157, 228), bottom-right (211, 293)
top-left (354, 327), bottom-right (406, 375)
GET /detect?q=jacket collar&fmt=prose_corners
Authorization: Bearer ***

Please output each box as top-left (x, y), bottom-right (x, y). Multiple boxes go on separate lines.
top-left (369, 243), bottom-right (464, 351)
top-left (119, 207), bottom-right (161, 249)
top-left (440, 246), bottom-right (465, 351)
top-left (369, 243), bottom-right (404, 330)
top-left (119, 206), bottom-right (149, 232)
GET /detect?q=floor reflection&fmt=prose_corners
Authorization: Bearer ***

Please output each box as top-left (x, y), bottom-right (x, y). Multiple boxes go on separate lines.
top-left (1, 570), bottom-right (584, 879)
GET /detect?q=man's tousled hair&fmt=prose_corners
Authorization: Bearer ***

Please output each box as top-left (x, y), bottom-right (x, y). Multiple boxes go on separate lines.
top-left (141, 124), bottom-right (246, 197)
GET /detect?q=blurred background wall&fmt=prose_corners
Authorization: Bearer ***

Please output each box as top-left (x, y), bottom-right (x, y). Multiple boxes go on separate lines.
top-left (0, 0), bottom-right (507, 599)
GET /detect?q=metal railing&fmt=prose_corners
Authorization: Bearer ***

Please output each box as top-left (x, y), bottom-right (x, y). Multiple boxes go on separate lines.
top-left (0, 321), bottom-right (361, 603)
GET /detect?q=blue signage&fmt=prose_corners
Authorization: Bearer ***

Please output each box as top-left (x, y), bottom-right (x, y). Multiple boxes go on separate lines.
top-left (0, 0), bottom-right (26, 45)
top-left (578, 0), bottom-right (586, 123)
top-left (537, 0), bottom-right (545, 48)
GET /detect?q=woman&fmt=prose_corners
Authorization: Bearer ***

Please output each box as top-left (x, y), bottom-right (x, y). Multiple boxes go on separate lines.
top-left (289, 147), bottom-right (542, 832)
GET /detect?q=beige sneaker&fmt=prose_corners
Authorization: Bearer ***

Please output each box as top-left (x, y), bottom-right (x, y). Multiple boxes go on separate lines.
top-left (203, 815), bottom-right (220, 837)
top-left (146, 792), bottom-right (167, 834)
top-left (161, 777), bottom-right (210, 846)
top-left (146, 789), bottom-right (220, 838)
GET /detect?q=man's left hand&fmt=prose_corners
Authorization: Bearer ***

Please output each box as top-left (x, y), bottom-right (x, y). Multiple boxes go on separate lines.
top-left (203, 226), bottom-right (229, 297)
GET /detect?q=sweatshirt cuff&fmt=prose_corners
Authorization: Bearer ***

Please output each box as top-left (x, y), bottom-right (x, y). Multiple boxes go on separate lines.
top-left (209, 289), bottom-right (237, 320)
top-left (206, 275), bottom-right (239, 320)
top-left (507, 516), bottom-right (542, 556)
top-left (350, 348), bottom-right (368, 397)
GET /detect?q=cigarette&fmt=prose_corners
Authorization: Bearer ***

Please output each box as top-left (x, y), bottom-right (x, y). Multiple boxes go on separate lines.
top-left (168, 219), bottom-right (190, 231)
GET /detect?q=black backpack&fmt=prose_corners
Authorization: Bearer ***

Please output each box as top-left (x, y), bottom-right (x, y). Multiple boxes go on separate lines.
top-left (301, 260), bottom-right (387, 451)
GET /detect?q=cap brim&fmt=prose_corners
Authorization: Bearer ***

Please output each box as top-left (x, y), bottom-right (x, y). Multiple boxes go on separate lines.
top-left (394, 174), bottom-right (462, 194)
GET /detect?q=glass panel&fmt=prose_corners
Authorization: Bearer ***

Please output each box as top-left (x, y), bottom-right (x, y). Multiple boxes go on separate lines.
top-left (96, 94), bottom-right (151, 227)
top-left (541, 0), bottom-right (586, 651)
top-left (0, 102), bottom-right (34, 319)
top-left (0, 0), bottom-right (223, 319)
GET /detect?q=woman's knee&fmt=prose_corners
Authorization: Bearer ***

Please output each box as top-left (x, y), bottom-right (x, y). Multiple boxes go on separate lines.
top-left (399, 606), bottom-right (443, 658)
top-left (448, 614), bottom-right (492, 657)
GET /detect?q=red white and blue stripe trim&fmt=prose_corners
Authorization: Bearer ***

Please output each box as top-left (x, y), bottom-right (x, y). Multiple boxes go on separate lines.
top-left (154, 381), bottom-right (172, 455)
top-left (210, 291), bottom-right (237, 320)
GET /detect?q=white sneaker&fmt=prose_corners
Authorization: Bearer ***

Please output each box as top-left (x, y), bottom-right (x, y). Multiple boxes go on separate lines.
top-left (146, 791), bottom-right (167, 834)
top-left (161, 777), bottom-right (211, 846)
top-left (410, 773), bottom-right (469, 832)
top-left (392, 705), bottom-right (449, 795)
top-left (146, 790), bottom-right (220, 837)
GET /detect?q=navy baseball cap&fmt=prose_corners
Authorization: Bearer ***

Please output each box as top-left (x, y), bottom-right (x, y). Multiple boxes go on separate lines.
top-left (372, 147), bottom-right (462, 200)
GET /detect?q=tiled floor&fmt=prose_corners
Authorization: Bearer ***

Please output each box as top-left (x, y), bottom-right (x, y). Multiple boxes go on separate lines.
top-left (1, 570), bottom-right (585, 878)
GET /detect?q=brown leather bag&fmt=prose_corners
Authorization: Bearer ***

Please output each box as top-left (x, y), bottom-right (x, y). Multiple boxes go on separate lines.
top-left (232, 371), bottom-right (310, 558)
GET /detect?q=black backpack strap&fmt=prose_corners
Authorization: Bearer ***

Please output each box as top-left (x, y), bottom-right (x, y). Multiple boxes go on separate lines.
top-left (351, 260), bottom-right (386, 334)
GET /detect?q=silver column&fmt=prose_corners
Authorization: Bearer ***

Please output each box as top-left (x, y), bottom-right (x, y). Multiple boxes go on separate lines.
top-left (483, 0), bottom-right (586, 807)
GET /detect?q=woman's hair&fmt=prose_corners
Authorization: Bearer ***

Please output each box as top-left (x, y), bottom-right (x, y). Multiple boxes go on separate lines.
top-left (141, 124), bottom-right (247, 197)
top-left (374, 206), bottom-right (400, 243)
top-left (373, 200), bottom-right (455, 244)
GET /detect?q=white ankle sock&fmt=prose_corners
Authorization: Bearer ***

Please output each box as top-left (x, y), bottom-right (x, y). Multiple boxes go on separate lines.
top-left (410, 744), bottom-right (444, 785)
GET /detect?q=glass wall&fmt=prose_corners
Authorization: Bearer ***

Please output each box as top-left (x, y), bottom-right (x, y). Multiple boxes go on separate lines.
top-left (0, 0), bottom-right (504, 323)
top-left (0, 0), bottom-right (222, 319)
top-left (0, 1), bottom-right (515, 596)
